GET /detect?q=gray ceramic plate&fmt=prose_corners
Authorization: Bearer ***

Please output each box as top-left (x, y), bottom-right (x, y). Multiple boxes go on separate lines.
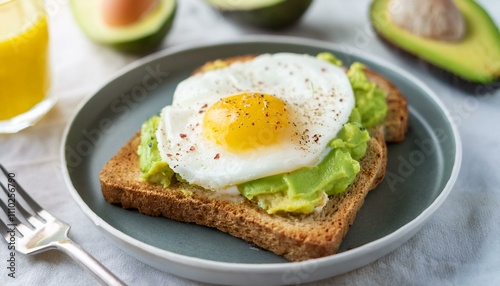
top-left (61, 37), bottom-right (461, 285)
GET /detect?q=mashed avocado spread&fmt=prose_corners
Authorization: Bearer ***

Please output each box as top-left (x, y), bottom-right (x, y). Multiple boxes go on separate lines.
top-left (138, 116), bottom-right (175, 187)
top-left (138, 52), bottom-right (387, 214)
top-left (317, 52), bottom-right (387, 128)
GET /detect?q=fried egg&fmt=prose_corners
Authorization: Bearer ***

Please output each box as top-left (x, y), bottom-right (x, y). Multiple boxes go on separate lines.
top-left (156, 53), bottom-right (355, 190)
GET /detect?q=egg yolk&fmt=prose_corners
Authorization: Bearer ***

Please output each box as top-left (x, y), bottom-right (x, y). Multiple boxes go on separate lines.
top-left (203, 93), bottom-right (290, 152)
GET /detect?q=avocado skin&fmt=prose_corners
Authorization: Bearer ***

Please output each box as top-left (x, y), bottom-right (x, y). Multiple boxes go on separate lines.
top-left (217, 0), bottom-right (313, 30)
top-left (370, 0), bottom-right (500, 86)
top-left (110, 8), bottom-right (176, 54)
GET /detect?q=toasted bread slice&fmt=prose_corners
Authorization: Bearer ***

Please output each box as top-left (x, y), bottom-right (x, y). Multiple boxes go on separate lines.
top-left (99, 56), bottom-right (408, 261)
top-left (101, 127), bottom-right (386, 261)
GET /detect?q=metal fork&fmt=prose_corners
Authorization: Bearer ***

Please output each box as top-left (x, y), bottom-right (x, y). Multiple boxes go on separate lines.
top-left (0, 164), bottom-right (125, 285)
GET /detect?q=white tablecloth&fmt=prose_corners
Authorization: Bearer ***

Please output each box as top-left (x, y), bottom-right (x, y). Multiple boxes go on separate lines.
top-left (1, 0), bottom-right (499, 285)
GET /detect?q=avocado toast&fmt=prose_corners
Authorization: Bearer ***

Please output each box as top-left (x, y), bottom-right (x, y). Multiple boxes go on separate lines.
top-left (99, 54), bottom-right (408, 261)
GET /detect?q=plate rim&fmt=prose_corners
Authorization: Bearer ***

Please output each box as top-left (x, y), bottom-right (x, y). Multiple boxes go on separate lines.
top-left (60, 35), bottom-right (462, 283)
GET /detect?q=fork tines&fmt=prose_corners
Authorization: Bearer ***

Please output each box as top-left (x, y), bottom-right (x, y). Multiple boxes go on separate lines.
top-left (0, 164), bottom-right (48, 237)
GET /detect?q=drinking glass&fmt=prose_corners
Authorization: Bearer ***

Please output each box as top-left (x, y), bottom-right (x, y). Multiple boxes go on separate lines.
top-left (0, 0), bottom-right (56, 133)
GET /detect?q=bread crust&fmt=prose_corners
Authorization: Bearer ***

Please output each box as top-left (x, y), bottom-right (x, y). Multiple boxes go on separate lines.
top-left (99, 55), bottom-right (408, 261)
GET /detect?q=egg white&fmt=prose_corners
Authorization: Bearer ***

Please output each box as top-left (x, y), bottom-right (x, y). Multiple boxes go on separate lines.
top-left (156, 53), bottom-right (355, 190)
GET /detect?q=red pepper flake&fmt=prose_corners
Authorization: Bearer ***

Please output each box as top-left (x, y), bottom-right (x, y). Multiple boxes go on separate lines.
top-left (167, 153), bottom-right (173, 157)
top-left (189, 146), bottom-right (196, 151)
top-left (214, 153), bottom-right (220, 160)
top-left (180, 133), bottom-right (187, 139)
top-left (313, 134), bottom-right (320, 143)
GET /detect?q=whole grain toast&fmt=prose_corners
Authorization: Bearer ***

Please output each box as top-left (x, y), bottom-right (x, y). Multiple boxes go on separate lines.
top-left (99, 55), bottom-right (408, 261)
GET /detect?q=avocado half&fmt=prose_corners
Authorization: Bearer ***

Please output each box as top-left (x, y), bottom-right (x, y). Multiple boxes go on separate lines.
top-left (371, 0), bottom-right (500, 84)
top-left (205, 0), bottom-right (313, 29)
top-left (71, 0), bottom-right (176, 53)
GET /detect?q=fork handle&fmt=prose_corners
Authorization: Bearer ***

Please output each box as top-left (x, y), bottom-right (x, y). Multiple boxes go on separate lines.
top-left (56, 239), bottom-right (126, 286)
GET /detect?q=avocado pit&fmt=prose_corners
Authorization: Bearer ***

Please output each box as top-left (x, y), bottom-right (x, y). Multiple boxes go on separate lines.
top-left (101, 0), bottom-right (159, 27)
top-left (388, 0), bottom-right (465, 42)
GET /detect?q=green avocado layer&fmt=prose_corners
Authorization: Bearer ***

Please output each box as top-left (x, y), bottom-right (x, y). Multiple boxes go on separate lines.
top-left (137, 53), bottom-right (387, 214)
top-left (348, 62), bottom-right (387, 128)
top-left (138, 116), bottom-right (175, 187)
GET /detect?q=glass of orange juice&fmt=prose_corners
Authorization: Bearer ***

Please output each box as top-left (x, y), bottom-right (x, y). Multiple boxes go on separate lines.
top-left (0, 0), bottom-right (56, 133)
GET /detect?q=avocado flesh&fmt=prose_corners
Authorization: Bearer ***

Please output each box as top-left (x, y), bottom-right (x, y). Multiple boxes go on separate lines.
top-left (371, 0), bottom-right (500, 84)
top-left (71, 0), bottom-right (176, 53)
top-left (206, 0), bottom-right (313, 29)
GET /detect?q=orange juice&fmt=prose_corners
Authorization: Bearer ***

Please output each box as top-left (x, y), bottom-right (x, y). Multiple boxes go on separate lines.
top-left (0, 0), bottom-right (50, 120)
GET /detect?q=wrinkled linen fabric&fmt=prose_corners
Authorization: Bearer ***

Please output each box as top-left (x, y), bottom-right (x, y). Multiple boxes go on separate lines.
top-left (1, 0), bottom-right (499, 285)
